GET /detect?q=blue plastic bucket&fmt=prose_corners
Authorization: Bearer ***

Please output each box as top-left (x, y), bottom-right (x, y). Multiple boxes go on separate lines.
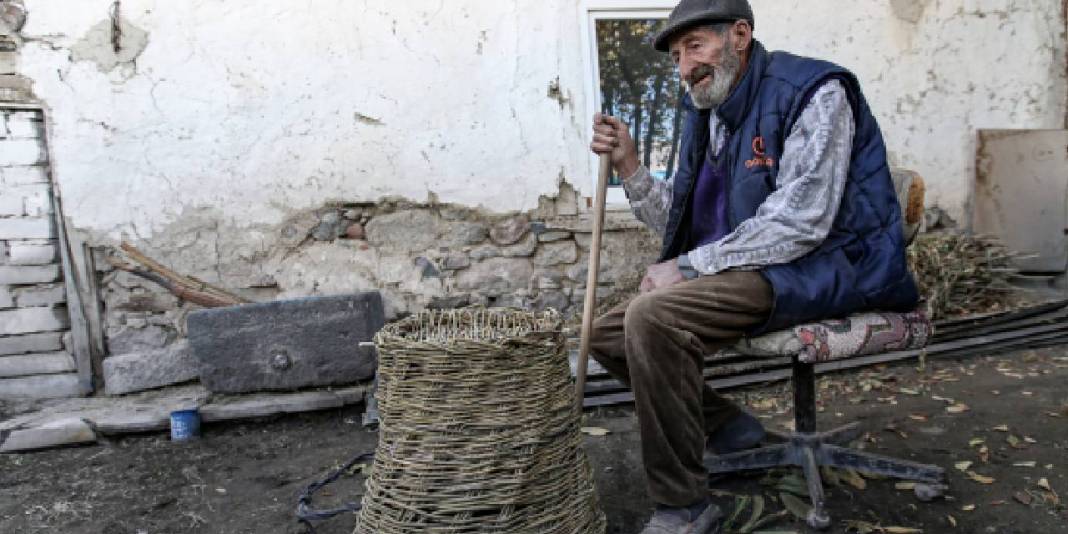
top-left (170, 409), bottom-right (201, 441)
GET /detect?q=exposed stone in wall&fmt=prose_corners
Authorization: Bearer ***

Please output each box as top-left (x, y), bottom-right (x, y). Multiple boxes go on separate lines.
top-left (95, 183), bottom-right (662, 362)
top-left (70, 16), bottom-right (149, 73)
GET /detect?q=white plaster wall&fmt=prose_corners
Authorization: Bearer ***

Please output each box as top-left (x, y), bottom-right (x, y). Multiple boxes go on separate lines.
top-left (16, 0), bottom-right (1068, 237)
top-left (19, 0), bottom-right (589, 238)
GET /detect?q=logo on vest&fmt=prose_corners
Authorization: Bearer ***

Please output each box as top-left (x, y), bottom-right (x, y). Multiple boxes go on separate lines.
top-left (745, 136), bottom-right (775, 169)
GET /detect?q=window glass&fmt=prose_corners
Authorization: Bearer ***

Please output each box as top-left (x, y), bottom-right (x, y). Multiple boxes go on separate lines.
top-left (595, 18), bottom-right (683, 186)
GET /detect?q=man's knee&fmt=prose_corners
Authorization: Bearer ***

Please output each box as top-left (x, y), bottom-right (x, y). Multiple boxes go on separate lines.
top-left (623, 292), bottom-right (668, 337)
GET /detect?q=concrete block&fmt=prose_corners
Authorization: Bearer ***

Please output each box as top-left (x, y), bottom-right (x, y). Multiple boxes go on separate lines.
top-left (0, 264), bottom-right (60, 284)
top-left (0, 285), bottom-right (11, 308)
top-left (102, 340), bottom-right (198, 396)
top-left (22, 189), bottom-right (51, 217)
top-left (0, 193), bottom-right (21, 216)
top-left (199, 391), bottom-right (343, 422)
top-left (4, 112), bottom-right (42, 139)
top-left (0, 351), bottom-right (76, 378)
top-left (0, 332), bottom-right (64, 355)
top-left (14, 283), bottom-right (66, 307)
top-left (188, 292), bottom-right (384, 393)
top-left (0, 217), bottom-right (53, 239)
top-left (0, 138), bottom-right (44, 166)
top-left (0, 51), bottom-right (16, 76)
top-left (0, 306), bottom-right (70, 335)
top-left (1, 166), bottom-right (48, 185)
top-left (0, 374), bottom-right (83, 400)
top-left (0, 418), bottom-right (96, 453)
top-left (7, 241), bottom-right (56, 265)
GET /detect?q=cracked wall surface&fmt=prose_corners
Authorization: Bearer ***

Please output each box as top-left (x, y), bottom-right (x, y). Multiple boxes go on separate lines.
top-left (10, 0), bottom-right (1065, 240)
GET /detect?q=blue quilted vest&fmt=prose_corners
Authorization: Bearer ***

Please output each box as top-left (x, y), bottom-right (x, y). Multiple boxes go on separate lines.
top-left (661, 41), bottom-right (919, 333)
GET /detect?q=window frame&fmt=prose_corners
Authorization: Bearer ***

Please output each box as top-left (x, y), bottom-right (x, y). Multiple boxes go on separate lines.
top-left (578, 0), bottom-right (677, 207)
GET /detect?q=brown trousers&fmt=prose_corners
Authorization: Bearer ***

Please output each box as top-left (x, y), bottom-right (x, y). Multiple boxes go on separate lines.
top-left (588, 271), bottom-right (773, 507)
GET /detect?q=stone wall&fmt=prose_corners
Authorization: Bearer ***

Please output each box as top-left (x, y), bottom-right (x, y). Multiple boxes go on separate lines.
top-left (0, 107), bottom-right (80, 399)
top-left (97, 186), bottom-right (663, 366)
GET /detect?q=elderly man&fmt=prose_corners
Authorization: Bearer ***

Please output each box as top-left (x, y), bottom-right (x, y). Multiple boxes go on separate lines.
top-left (588, 0), bottom-right (919, 532)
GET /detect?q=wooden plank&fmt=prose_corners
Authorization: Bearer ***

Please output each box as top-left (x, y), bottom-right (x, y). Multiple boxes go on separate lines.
top-left (0, 352), bottom-right (76, 378)
top-left (39, 104), bottom-right (94, 396)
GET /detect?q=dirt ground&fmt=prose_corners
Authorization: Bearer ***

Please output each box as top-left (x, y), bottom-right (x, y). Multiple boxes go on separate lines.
top-left (1, 346), bottom-right (1066, 534)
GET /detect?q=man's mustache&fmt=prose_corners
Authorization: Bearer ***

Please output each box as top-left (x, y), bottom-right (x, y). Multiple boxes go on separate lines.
top-left (686, 64), bottom-right (716, 87)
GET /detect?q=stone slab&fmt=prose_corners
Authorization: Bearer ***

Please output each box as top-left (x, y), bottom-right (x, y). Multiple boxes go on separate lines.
top-left (0, 138), bottom-right (45, 166)
top-left (199, 390), bottom-right (345, 422)
top-left (0, 285), bottom-right (12, 308)
top-left (0, 217), bottom-right (53, 239)
top-left (0, 331), bottom-right (64, 355)
top-left (0, 193), bottom-right (21, 216)
top-left (92, 409), bottom-right (170, 435)
top-left (0, 351), bottom-right (75, 378)
top-left (7, 242), bottom-right (56, 265)
top-left (0, 418), bottom-right (96, 453)
top-left (0, 306), bottom-right (69, 335)
top-left (187, 292), bottom-right (384, 393)
top-left (0, 373), bottom-right (83, 400)
top-left (14, 283), bottom-right (66, 307)
top-left (0, 264), bottom-right (61, 285)
top-left (0, 166), bottom-right (49, 186)
top-left (3, 111), bottom-right (43, 139)
top-left (103, 340), bottom-right (199, 396)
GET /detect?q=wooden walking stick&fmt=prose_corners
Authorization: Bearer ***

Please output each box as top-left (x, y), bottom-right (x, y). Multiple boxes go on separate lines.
top-left (576, 153), bottom-right (612, 410)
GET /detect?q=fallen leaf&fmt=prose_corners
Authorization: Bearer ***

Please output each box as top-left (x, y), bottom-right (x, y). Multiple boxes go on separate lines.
top-left (1014, 491), bottom-right (1033, 505)
top-left (895, 481), bottom-right (917, 490)
top-left (899, 388), bottom-right (920, 396)
top-left (966, 471), bottom-right (995, 484)
top-left (1007, 435), bottom-right (1023, 448)
top-left (968, 438), bottom-right (985, 447)
top-left (989, 500), bottom-right (1007, 506)
top-left (932, 395), bottom-right (955, 404)
top-left (979, 446), bottom-right (990, 463)
top-left (1023, 436), bottom-right (1036, 444)
top-left (1038, 478), bottom-right (1052, 492)
top-left (580, 427), bottom-right (610, 437)
top-left (992, 424), bottom-right (1009, 432)
top-left (842, 469), bottom-right (867, 490)
top-left (908, 413), bottom-right (928, 422)
top-left (954, 461), bottom-right (973, 471)
top-left (1013, 461), bottom-right (1037, 468)
top-left (947, 514), bottom-right (957, 527)
top-left (780, 492), bottom-right (811, 521)
top-left (961, 504), bottom-right (976, 511)
top-left (946, 403), bottom-right (970, 414)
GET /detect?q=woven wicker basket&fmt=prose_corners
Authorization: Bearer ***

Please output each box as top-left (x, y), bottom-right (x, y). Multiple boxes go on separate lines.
top-left (355, 307), bottom-right (606, 534)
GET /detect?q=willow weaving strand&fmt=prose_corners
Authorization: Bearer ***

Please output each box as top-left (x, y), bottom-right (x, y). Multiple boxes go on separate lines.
top-left (356, 308), bottom-right (606, 534)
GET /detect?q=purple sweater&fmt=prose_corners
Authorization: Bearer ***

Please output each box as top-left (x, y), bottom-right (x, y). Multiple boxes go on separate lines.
top-left (688, 144), bottom-right (731, 249)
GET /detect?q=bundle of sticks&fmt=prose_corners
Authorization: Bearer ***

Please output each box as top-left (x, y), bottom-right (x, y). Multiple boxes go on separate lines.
top-left (106, 242), bottom-right (250, 308)
top-left (906, 232), bottom-right (1020, 320)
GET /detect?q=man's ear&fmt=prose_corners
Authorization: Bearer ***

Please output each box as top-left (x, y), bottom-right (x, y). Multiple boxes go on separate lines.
top-left (731, 19), bottom-right (752, 52)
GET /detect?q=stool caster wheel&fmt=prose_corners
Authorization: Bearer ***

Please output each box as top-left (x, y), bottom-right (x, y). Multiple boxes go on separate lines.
top-left (806, 510), bottom-right (831, 530)
top-left (914, 483), bottom-right (945, 502)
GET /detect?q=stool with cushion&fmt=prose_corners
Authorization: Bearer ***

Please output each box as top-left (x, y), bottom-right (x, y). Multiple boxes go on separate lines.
top-left (704, 170), bottom-right (946, 529)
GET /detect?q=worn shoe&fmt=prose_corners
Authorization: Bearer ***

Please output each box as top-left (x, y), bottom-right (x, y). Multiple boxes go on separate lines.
top-left (639, 500), bottom-right (722, 534)
top-left (707, 411), bottom-right (765, 455)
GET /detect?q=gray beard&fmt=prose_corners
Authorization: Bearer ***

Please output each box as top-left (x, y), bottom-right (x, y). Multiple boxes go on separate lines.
top-left (685, 45), bottom-right (742, 110)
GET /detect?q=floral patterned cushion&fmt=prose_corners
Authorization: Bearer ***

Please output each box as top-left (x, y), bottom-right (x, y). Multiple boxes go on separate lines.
top-left (735, 310), bottom-right (932, 363)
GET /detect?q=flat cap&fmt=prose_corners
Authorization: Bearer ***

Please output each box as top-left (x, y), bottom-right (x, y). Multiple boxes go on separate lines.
top-left (653, 0), bottom-right (754, 52)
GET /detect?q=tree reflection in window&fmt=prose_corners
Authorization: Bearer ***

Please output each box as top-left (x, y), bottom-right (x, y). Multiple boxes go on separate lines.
top-left (596, 18), bottom-right (683, 186)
